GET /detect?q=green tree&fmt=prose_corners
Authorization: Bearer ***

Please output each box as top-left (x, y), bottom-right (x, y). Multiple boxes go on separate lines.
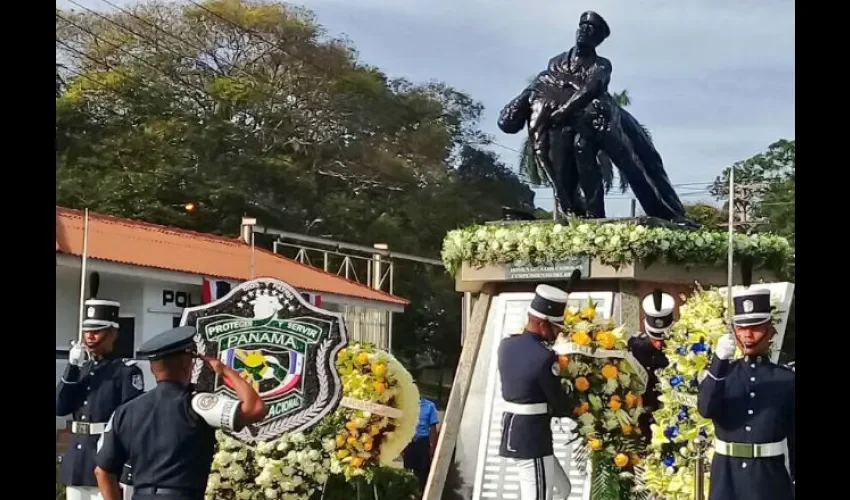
top-left (55, 0), bottom-right (533, 376)
top-left (684, 202), bottom-right (725, 229)
top-left (711, 140), bottom-right (795, 256)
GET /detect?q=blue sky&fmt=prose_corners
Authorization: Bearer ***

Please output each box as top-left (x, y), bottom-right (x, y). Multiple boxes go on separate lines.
top-left (60, 0), bottom-right (795, 216)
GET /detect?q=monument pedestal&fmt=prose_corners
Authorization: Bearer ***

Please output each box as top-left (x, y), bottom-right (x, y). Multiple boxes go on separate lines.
top-left (426, 258), bottom-right (779, 500)
top-left (456, 258), bottom-right (776, 334)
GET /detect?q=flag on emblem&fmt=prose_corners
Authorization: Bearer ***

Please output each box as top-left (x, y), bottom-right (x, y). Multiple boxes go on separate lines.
top-left (301, 292), bottom-right (322, 307)
top-left (202, 278), bottom-right (232, 304)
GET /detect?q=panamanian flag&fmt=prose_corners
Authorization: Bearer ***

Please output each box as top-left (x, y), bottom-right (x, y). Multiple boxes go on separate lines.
top-left (219, 348), bottom-right (304, 398)
top-left (202, 278), bottom-right (234, 304)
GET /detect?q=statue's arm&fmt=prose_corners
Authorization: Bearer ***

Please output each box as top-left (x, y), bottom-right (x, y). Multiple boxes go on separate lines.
top-left (551, 58), bottom-right (612, 123)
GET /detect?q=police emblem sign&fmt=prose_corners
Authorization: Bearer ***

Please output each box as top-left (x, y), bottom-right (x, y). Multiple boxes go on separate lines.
top-left (181, 277), bottom-right (347, 443)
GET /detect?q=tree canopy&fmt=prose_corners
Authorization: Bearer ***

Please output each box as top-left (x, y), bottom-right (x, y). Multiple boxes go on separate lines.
top-left (56, 0), bottom-right (534, 376)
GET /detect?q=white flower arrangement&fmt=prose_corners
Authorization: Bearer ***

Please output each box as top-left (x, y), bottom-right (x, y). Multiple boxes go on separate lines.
top-left (441, 221), bottom-right (792, 276)
top-left (205, 343), bottom-right (421, 498)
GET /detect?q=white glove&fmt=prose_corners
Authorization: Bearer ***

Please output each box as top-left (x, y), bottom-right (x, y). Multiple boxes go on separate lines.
top-left (69, 341), bottom-right (89, 367)
top-left (714, 333), bottom-right (737, 360)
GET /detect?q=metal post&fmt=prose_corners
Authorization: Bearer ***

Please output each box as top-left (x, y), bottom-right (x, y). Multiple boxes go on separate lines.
top-left (630, 199), bottom-right (637, 217)
top-left (727, 167), bottom-right (735, 323)
top-left (77, 209), bottom-right (90, 343)
top-left (694, 436), bottom-right (707, 500)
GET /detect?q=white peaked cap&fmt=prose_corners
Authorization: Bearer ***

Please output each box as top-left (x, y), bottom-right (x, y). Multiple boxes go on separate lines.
top-left (535, 284), bottom-right (568, 303)
top-left (642, 293), bottom-right (675, 317)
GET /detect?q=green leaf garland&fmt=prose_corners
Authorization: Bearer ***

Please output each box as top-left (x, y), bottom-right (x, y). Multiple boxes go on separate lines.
top-left (441, 221), bottom-right (792, 276)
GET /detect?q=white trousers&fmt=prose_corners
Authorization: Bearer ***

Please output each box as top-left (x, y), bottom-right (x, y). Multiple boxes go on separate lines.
top-left (65, 487), bottom-right (102, 500)
top-left (65, 485), bottom-right (132, 500)
top-left (515, 455), bottom-right (572, 500)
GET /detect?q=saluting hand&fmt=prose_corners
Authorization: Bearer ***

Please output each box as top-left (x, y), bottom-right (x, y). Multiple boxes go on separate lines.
top-left (69, 340), bottom-right (89, 367)
top-left (715, 333), bottom-right (737, 360)
top-left (199, 354), bottom-right (226, 376)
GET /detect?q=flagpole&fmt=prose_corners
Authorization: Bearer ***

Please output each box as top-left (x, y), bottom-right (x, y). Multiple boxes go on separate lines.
top-left (726, 166), bottom-right (735, 326)
top-left (77, 208), bottom-right (90, 343)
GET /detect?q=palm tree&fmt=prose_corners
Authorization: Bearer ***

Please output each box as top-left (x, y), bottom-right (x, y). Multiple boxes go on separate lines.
top-left (518, 89), bottom-right (633, 194)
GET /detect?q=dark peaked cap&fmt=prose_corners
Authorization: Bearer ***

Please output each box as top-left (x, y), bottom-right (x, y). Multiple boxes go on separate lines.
top-left (580, 11), bottom-right (611, 40)
top-left (136, 325), bottom-right (197, 360)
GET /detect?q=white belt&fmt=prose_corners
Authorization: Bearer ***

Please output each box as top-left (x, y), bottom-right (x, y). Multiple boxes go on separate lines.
top-left (714, 438), bottom-right (786, 458)
top-left (502, 402), bottom-right (549, 416)
top-left (71, 421), bottom-right (107, 435)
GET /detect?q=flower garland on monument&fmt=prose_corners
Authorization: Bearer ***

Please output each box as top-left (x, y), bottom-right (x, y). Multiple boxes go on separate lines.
top-left (641, 286), bottom-right (783, 500)
top-left (552, 299), bottom-right (650, 499)
top-left (441, 221), bottom-right (792, 277)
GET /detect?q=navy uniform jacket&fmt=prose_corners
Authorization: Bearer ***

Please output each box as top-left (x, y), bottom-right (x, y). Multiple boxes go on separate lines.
top-left (628, 334), bottom-right (669, 440)
top-left (698, 354), bottom-right (795, 500)
top-left (56, 356), bottom-right (144, 487)
top-left (95, 381), bottom-right (233, 500)
top-left (498, 331), bottom-right (572, 459)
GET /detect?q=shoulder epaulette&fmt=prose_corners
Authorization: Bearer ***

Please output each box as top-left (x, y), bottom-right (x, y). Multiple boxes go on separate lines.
top-left (123, 359), bottom-right (137, 367)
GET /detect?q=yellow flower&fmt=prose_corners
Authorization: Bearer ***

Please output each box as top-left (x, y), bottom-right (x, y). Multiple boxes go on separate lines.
top-left (371, 363), bottom-right (387, 377)
top-left (558, 355), bottom-right (570, 370)
top-left (374, 381), bottom-right (386, 394)
top-left (580, 304), bottom-right (597, 321)
top-left (601, 364), bottom-right (618, 379)
top-left (335, 434), bottom-right (346, 447)
top-left (621, 424), bottom-right (633, 435)
top-left (337, 348), bottom-right (348, 360)
top-left (589, 438), bottom-right (603, 451)
top-left (351, 457), bottom-right (365, 468)
top-left (575, 377), bottom-right (590, 392)
top-left (347, 436), bottom-right (358, 447)
top-left (625, 392), bottom-right (640, 408)
top-left (596, 331), bottom-right (615, 350)
top-left (573, 401), bottom-right (590, 416)
top-left (614, 453), bottom-right (629, 468)
top-left (337, 449), bottom-right (350, 459)
top-left (356, 353), bottom-right (370, 365)
top-left (565, 310), bottom-right (580, 325)
top-left (630, 453), bottom-right (641, 466)
top-left (608, 395), bottom-right (622, 411)
top-left (572, 332), bottom-right (591, 346)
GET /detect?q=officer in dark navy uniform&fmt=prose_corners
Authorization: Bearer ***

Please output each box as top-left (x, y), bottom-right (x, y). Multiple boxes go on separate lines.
top-left (57, 298), bottom-right (145, 500)
top-left (628, 289), bottom-right (674, 441)
top-left (93, 325), bottom-right (267, 500)
top-left (698, 288), bottom-right (795, 500)
top-left (498, 285), bottom-right (572, 500)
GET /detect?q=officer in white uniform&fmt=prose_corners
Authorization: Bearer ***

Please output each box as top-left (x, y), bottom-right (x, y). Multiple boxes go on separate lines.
top-left (498, 285), bottom-right (573, 500)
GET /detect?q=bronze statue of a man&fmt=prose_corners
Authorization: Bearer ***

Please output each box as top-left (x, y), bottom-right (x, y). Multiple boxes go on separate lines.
top-left (499, 11), bottom-right (695, 225)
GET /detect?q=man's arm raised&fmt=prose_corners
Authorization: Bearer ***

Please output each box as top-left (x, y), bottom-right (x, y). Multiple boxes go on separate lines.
top-left (191, 355), bottom-right (267, 432)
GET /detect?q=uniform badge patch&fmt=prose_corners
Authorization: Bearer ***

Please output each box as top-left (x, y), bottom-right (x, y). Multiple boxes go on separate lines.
top-left (551, 361), bottom-right (560, 376)
top-left (131, 374), bottom-right (144, 391)
top-left (197, 394), bottom-right (219, 410)
top-left (743, 300), bottom-right (754, 313)
top-left (654, 318), bottom-right (664, 327)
